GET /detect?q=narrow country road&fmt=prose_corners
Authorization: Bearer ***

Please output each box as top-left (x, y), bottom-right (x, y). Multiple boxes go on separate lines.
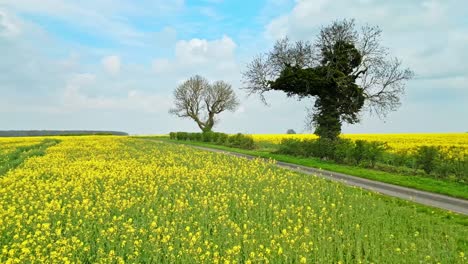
top-left (170, 142), bottom-right (468, 215)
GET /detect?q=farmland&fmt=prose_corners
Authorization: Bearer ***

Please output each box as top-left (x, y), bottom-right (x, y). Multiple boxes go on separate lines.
top-left (0, 137), bottom-right (43, 155)
top-left (251, 133), bottom-right (468, 156)
top-left (165, 132), bottom-right (468, 198)
top-left (0, 136), bottom-right (467, 263)
top-left (253, 133), bottom-right (467, 184)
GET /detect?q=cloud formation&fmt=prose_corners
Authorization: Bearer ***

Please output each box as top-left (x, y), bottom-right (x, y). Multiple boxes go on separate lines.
top-left (0, 0), bottom-right (466, 134)
top-left (0, 0), bottom-right (185, 45)
top-left (153, 35), bottom-right (238, 82)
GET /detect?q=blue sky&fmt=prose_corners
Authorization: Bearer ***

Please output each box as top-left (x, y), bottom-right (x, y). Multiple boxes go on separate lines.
top-left (0, 0), bottom-right (467, 134)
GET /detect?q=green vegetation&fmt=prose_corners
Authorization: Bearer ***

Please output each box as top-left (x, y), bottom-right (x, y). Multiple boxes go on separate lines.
top-left (168, 132), bottom-right (255, 149)
top-left (149, 137), bottom-right (468, 200)
top-left (275, 138), bottom-right (467, 182)
top-left (0, 139), bottom-right (60, 176)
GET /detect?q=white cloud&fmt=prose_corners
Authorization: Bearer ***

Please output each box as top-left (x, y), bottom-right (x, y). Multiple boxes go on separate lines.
top-left (62, 73), bottom-right (171, 113)
top-left (265, 0), bottom-right (328, 40)
top-left (101, 55), bottom-right (121, 75)
top-left (0, 11), bottom-right (65, 97)
top-left (0, 9), bottom-right (22, 37)
top-left (0, 10), bottom-right (174, 129)
top-left (265, 0), bottom-right (465, 40)
top-left (0, 0), bottom-right (185, 45)
top-left (175, 35), bottom-right (236, 64)
top-left (153, 35), bottom-right (238, 80)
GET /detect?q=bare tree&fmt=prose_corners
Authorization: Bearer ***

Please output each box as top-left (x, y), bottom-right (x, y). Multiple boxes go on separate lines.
top-left (169, 75), bottom-right (239, 132)
top-left (242, 19), bottom-right (414, 139)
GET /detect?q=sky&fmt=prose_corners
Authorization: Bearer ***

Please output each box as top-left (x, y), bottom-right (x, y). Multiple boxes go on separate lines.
top-left (0, 0), bottom-right (466, 135)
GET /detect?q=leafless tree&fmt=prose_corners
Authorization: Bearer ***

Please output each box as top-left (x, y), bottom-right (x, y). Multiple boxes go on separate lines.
top-left (169, 75), bottom-right (239, 132)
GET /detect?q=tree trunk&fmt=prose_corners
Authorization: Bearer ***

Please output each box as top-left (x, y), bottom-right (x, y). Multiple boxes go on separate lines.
top-left (196, 121), bottom-right (207, 132)
top-left (202, 116), bottom-right (215, 133)
top-left (313, 98), bottom-right (341, 141)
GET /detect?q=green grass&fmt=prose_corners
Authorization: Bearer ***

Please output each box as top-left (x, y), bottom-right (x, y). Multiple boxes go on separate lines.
top-left (0, 139), bottom-right (60, 176)
top-left (144, 137), bottom-right (468, 200)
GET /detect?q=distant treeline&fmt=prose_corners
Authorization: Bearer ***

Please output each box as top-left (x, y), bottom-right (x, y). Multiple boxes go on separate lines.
top-left (0, 130), bottom-right (128, 137)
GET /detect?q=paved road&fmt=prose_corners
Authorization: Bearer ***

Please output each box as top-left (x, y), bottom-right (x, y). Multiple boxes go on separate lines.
top-left (173, 143), bottom-right (468, 215)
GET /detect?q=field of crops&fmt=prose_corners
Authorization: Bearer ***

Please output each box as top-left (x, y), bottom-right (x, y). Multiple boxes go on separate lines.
top-left (0, 136), bottom-right (467, 263)
top-left (0, 137), bottom-right (43, 155)
top-left (251, 133), bottom-right (468, 155)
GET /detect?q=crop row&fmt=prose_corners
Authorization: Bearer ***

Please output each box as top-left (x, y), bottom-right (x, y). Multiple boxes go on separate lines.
top-left (0, 136), bottom-right (466, 263)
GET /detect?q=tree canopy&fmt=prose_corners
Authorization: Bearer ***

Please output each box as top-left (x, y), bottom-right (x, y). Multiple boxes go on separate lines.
top-left (243, 19), bottom-right (414, 140)
top-left (169, 75), bottom-right (239, 133)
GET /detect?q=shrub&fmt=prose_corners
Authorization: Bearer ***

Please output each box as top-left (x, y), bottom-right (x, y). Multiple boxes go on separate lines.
top-left (276, 139), bottom-right (305, 156)
top-left (350, 140), bottom-right (386, 167)
top-left (295, 139), bottom-right (315, 157)
top-left (414, 146), bottom-right (440, 174)
top-left (277, 138), bottom-right (387, 167)
top-left (216, 133), bottom-right (229, 145)
top-left (364, 141), bottom-right (387, 168)
top-left (193, 133), bottom-right (203, 141)
top-left (389, 150), bottom-right (412, 168)
top-left (170, 132), bottom-right (255, 150)
top-left (311, 138), bottom-right (336, 160)
top-left (201, 132), bottom-right (214, 142)
top-left (169, 132), bottom-right (176, 140)
top-left (176, 132), bottom-right (189, 140)
top-left (210, 132), bottom-right (221, 143)
top-left (333, 138), bottom-right (354, 163)
top-left (277, 138), bottom-right (354, 161)
top-left (434, 159), bottom-right (452, 179)
top-left (453, 159), bottom-right (468, 182)
top-left (352, 140), bottom-right (367, 165)
top-left (227, 133), bottom-right (255, 150)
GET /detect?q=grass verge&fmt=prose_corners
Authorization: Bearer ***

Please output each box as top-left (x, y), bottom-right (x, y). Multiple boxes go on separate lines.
top-left (143, 137), bottom-right (468, 200)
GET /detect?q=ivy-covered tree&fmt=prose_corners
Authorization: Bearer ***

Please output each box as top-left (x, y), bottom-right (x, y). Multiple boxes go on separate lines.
top-left (242, 19), bottom-right (414, 140)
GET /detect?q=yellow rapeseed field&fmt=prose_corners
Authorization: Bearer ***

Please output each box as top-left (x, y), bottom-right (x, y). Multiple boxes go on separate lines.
top-left (0, 136), bottom-right (466, 263)
top-left (0, 137), bottom-right (44, 155)
top-left (251, 133), bottom-right (468, 155)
